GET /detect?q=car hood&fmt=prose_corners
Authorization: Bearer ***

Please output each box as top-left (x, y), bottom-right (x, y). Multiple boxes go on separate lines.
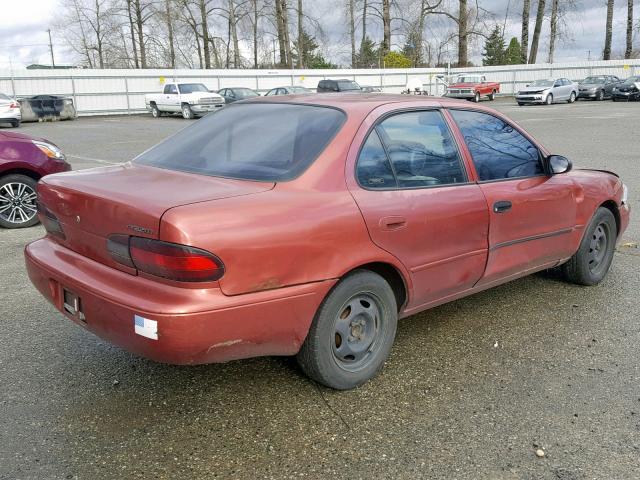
top-left (0, 130), bottom-right (51, 144)
top-left (578, 83), bottom-right (603, 89)
top-left (449, 83), bottom-right (481, 88)
top-left (519, 85), bottom-right (552, 93)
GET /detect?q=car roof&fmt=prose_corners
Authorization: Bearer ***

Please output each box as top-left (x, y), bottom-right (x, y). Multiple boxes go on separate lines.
top-left (242, 92), bottom-right (487, 112)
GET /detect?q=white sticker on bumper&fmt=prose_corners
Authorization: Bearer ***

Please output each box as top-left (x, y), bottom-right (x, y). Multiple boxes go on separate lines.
top-left (134, 315), bottom-right (158, 340)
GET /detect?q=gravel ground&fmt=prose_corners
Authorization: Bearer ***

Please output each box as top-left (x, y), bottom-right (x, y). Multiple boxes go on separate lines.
top-left (0, 98), bottom-right (638, 480)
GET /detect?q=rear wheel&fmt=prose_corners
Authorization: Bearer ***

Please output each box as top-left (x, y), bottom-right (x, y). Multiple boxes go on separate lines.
top-left (151, 104), bottom-right (162, 118)
top-left (297, 270), bottom-right (398, 390)
top-left (488, 90), bottom-right (496, 101)
top-left (517, 102), bottom-right (525, 106)
top-left (545, 93), bottom-right (554, 105)
top-left (562, 207), bottom-right (616, 286)
top-left (11, 120), bottom-right (20, 128)
top-left (181, 103), bottom-right (194, 119)
top-left (0, 174), bottom-right (39, 229)
top-left (568, 91), bottom-right (576, 103)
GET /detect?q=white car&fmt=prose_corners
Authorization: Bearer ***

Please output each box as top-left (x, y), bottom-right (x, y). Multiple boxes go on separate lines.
top-left (145, 83), bottom-right (225, 119)
top-left (515, 78), bottom-right (579, 105)
top-left (0, 94), bottom-right (21, 127)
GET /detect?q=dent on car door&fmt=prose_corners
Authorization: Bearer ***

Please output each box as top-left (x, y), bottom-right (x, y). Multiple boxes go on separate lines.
top-left (347, 109), bottom-right (490, 311)
top-left (449, 109), bottom-right (578, 285)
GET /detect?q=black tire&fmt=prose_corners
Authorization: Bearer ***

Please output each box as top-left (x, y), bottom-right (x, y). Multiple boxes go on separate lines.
top-left (545, 93), bottom-right (553, 105)
top-left (181, 103), bottom-right (194, 119)
top-left (596, 90), bottom-right (604, 101)
top-left (473, 91), bottom-right (481, 103)
top-left (150, 103), bottom-right (162, 118)
top-left (297, 270), bottom-right (398, 390)
top-left (517, 102), bottom-right (525, 106)
top-left (11, 120), bottom-right (20, 128)
top-left (562, 207), bottom-right (617, 286)
top-left (0, 174), bottom-right (39, 229)
top-left (568, 91), bottom-right (576, 103)
top-left (488, 90), bottom-right (496, 101)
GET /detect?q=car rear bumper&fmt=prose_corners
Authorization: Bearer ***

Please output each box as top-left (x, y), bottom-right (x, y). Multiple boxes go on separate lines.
top-left (578, 91), bottom-right (598, 98)
top-left (25, 237), bottom-right (335, 365)
top-left (0, 110), bottom-right (21, 121)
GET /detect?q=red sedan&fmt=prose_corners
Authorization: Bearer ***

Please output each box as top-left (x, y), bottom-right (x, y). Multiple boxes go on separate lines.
top-left (25, 95), bottom-right (630, 389)
top-left (1, 131), bottom-right (71, 228)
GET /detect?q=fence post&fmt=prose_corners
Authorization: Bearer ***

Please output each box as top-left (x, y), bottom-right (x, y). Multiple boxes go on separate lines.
top-left (512, 70), bottom-right (516, 95)
top-left (255, 74), bottom-right (259, 91)
top-left (124, 77), bottom-right (131, 115)
top-left (70, 73), bottom-right (77, 115)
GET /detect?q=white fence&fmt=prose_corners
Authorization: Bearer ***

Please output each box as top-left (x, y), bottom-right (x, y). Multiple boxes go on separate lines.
top-left (1, 59), bottom-right (638, 116)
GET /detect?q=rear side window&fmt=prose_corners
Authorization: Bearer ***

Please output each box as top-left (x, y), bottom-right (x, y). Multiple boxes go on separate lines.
top-left (450, 109), bottom-right (543, 181)
top-left (135, 103), bottom-right (345, 182)
top-left (356, 110), bottom-right (466, 189)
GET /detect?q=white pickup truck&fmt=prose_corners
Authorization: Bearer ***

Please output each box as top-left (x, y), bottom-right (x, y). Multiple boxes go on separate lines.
top-left (145, 82), bottom-right (225, 119)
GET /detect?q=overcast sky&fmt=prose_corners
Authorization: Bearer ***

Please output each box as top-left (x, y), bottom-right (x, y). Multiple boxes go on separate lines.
top-left (0, 0), bottom-right (635, 69)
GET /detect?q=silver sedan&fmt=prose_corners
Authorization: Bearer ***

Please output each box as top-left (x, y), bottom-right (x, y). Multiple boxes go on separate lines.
top-left (0, 94), bottom-right (21, 127)
top-left (515, 78), bottom-right (579, 106)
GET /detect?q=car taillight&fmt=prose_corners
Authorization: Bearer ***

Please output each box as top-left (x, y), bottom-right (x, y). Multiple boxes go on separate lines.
top-left (38, 202), bottom-right (65, 240)
top-left (107, 235), bottom-right (225, 282)
top-left (9, 102), bottom-right (19, 109)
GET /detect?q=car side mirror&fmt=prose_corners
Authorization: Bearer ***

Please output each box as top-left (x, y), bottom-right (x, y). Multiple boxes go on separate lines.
top-left (547, 155), bottom-right (572, 174)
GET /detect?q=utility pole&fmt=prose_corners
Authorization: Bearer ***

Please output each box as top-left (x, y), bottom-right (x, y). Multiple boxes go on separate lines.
top-left (47, 29), bottom-right (56, 67)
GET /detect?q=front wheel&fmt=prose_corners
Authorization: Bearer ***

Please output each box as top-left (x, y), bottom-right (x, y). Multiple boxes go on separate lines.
top-left (181, 104), bottom-right (194, 119)
top-left (473, 91), bottom-right (481, 103)
top-left (297, 270), bottom-right (398, 390)
top-left (562, 207), bottom-right (617, 286)
top-left (0, 174), bottom-right (39, 229)
top-left (568, 91), bottom-right (576, 103)
top-left (545, 93), bottom-right (554, 105)
top-left (596, 90), bottom-right (604, 101)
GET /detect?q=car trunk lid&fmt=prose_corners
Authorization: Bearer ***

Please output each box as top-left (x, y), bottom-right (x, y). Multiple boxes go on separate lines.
top-left (38, 164), bottom-right (274, 272)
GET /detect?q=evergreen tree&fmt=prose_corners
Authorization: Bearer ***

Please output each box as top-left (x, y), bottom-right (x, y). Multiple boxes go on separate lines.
top-left (505, 37), bottom-right (523, 64)
top-left (291, 29), bottom-right (336, 69)
top-left (482, 26), bottom-right (506, 66)
top-left (357, 36), bottom-right (380, 68)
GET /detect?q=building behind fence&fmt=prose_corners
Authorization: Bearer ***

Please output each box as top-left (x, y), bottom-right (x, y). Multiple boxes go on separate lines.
top-left (0, 59), bottom-right (637, 116)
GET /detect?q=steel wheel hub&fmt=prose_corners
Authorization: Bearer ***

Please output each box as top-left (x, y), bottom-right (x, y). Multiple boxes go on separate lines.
top-left (0, 182), bottom-right (37, 225)
top-left (332, 293), bottom-right (381, 371)
top-left (588, 223), bottom-right (608, 272)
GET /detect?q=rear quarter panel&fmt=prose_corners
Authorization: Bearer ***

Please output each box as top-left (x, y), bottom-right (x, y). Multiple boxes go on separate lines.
top-left (159, 186), bottom-right (412, 298)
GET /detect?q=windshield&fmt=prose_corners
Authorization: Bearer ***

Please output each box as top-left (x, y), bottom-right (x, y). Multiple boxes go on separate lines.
top-left (530, 79), bottom-right (554, 87)
top-left (622, 76), bottom-right (640, 85)
top-left (337, 81), bottom-right (361, 91)
top-left (178, 83), bottom-right (209, 93)
top-left (135, 103), bottom-right (345, 182)
top-left (580, 76), bottom-right (606, 84)
top-left (456, 76), bottom-right (482, 83)
top-left (235, 89), bottom-right (259, 98)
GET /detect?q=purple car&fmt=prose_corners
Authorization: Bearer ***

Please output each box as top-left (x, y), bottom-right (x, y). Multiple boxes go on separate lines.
top-left (0, 131), bottom-right (71, 228)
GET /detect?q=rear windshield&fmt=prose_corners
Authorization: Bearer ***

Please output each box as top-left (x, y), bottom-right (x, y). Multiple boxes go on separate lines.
top-left (135, 103), bottom-right (345, 181)
top-left (235, 88), bottom-right (259, 98)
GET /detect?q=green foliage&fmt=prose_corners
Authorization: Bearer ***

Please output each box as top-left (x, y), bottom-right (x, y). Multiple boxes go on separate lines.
top-left (292, 30), bottom-right (337, 69)
top-left (402, 30), bottom-right (423, 67)
top-left (357, 37), bottom-right (379, 68)
top-left (383, 51), bottom-right (412, 68)
top-left (504, 37), bottom-right (523, 65)
top-left (482, 26), bottom-right (506, 66)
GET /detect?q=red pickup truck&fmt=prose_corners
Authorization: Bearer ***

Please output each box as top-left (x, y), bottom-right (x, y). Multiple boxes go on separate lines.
top-left (445, 75), bottom-right (500, 102)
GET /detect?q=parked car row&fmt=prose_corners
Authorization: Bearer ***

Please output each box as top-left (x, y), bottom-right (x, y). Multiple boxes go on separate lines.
top-left (516, 75), bottom-right (640, 105)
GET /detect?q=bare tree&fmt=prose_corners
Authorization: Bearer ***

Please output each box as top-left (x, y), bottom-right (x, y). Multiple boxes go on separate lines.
top-left (528, 0), bottom-right (545, 63)
top-left (297, 0), bottom-right (303, 67)
top-left (548, 0), bottom-right (558, 62)
top-left (382, 0), bottom-right (391, 55)
top-left (603, 0), bottom-right (614, 60)
top-left (625, 0), bottom-right (633, 59)
top-left (349, 0), bottom-right (356, 67)
top-left (521, 0), bottom-right (530, 63)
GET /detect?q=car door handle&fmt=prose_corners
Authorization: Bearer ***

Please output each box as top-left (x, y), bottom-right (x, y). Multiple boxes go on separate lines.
top-left (493, 200), bottom-right (512, 213)
top-left (379, 216), bottom-right (407, 230)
